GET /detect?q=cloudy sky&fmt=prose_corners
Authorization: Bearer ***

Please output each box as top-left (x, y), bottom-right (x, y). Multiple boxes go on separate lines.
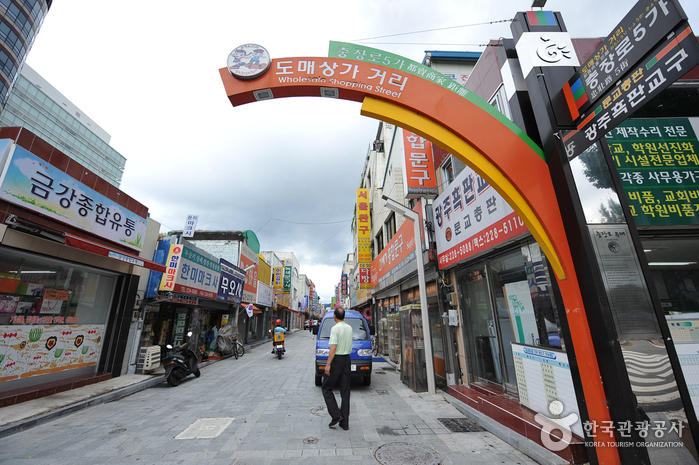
top-left (23, 0), bottom-right (699, 301)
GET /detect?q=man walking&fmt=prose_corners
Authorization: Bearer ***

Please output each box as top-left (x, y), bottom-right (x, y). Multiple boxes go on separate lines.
top-left (322, 308), bottom-right (353, 430)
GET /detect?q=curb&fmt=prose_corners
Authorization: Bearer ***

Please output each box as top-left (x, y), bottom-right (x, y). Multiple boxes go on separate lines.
top-left (0, 375), bottom-right (165, 439)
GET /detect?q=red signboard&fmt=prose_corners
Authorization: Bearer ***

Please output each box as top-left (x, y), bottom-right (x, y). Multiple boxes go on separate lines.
top-left (402, 130), bottom-right (438, 198)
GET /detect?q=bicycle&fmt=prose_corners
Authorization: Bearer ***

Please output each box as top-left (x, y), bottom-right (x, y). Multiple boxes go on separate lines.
top-left (371, 335), bottom-right (380, 357)
top-left (231, 333), bottom-right (245, 359)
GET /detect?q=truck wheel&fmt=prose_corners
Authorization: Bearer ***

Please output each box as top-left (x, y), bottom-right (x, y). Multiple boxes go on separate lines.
top-left (363, 375), bottom-right (371, 386)
top-left (315, 374), bottom-right (323, 386)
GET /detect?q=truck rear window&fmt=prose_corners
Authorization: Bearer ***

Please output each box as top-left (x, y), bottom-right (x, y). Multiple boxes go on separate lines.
top-left (319, 318), bottom-right (368, 341)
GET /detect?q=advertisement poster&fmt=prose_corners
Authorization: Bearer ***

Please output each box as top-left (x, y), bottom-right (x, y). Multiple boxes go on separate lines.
top-left (434, 165), bottom-right (528, 269)
top-left (0, 324), bottom-right (104, 382)
top-left (0, 146), bottom-right (147, 251)
top-left (504, 281), bottom-right (539, 345)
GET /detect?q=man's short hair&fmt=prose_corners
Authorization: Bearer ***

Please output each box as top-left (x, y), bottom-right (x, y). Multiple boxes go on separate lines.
top-left (335, 308), bottom-right (345, 320)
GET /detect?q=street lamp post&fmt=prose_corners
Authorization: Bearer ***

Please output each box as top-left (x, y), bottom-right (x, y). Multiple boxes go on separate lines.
top-left (382, 195), bottom-right (436, 394)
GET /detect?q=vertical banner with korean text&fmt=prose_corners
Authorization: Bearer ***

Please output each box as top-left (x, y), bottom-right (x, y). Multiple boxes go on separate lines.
top-left (402, 129), bottom-right (438, 199)
top-left (357, 189), bottom-right (372, 289)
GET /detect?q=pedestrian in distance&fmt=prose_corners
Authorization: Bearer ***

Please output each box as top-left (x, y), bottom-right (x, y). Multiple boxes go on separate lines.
top-left (322, 308), bottom-right (352, 431)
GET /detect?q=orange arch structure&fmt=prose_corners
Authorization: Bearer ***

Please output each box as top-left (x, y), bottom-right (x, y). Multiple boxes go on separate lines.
top-left (220, 52), bottom-right (619, 463)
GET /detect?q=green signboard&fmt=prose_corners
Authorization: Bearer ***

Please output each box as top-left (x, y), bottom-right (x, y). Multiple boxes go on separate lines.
top-left (283, 265), bottom-right (292, 292)
top-left (606, 117), bottom-right (699, 226)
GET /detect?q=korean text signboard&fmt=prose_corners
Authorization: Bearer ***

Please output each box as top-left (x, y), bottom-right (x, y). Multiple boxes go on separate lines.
top-left (606, 117), bottom-right (699, 226)
top-left (577, 0), bottom-right (686, 111)
top-left (159, 244), bottom-right (221, 299)
top-left (273, 266), bottom-right (283, 288)
top-left (402, 129), bottom-right (438, 199)
top-left (239, 242), bottom-right (259, 303)
top-left (0, 146), bottom-right (147, 251)
top-left (217, 258), bottom-right (244, 304)
top-left (563, 23), bottom-right (699, 161)
top-left (182, 214), bottom-right (198, 238)
top-left (357, 188), bottom-right (372, 289)
top-left (370, 206), bottom-right (419, 288)
top-left (435, 165), bottom-right (529, 269)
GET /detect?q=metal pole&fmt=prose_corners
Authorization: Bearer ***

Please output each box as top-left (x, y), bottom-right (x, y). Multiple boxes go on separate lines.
top-left (382, 195), bottom-right (436, 394)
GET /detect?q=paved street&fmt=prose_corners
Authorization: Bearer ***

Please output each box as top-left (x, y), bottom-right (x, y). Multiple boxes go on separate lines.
top-left (0, 330), bottom-right (541, 465)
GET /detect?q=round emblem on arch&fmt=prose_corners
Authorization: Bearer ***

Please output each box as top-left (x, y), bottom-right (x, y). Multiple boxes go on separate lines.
top-left (227, 44), bottom-right (271, 80)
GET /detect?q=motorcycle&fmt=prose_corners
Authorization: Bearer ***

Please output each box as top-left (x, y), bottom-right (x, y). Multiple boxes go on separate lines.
top-left (163, 331), bottom-right (201, 386)
top-left (271, 330), bottom-right (285, 359)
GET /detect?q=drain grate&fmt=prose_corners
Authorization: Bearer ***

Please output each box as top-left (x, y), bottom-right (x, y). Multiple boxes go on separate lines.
top-left (303, 436), bottom-right (320, 444)
top-left (437, 417), bottom-right (485, 432)
top-left (310, 406), bottom-right (328, 416)
top-left (108, 428), bottom-right (126, 435)
top-left (374, 442), bottom-right (441, 465)
top-left (175, 418), bottom-right (235, 439)
top-left (376, 390), bottom-right (390, 395)
top-left (375, 371), bottom-right (387, 375)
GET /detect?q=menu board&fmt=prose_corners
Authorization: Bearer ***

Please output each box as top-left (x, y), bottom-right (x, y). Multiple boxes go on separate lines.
top-left (512, 343), bottom-right (583, 438)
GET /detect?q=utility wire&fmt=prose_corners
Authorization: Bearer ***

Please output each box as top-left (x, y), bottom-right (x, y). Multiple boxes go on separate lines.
top-left (352, 19), bottom-right (511, 42)
top-left (272, 217), bottom-right (351, 226)
top-left (357, 42), bottom-right (493, 47)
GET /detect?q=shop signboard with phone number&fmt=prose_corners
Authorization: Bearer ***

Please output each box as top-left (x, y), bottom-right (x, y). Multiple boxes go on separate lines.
top-left (434, 165), bottom-right (529, 269)
top-left (606, 116), bottom-right (699, 226)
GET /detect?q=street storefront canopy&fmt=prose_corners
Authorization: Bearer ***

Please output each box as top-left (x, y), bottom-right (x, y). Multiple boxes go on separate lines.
top-left (64, 233), bottom-right (166, 273)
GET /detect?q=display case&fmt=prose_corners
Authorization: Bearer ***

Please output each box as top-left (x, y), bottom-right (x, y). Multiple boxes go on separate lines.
top-left (399, 304), bottom-right (428, 392)
top-left (387, 312), bottom-right (401, 364)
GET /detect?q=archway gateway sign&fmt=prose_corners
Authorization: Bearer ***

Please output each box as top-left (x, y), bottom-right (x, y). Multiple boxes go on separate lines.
top-left (219, 41), bottom-right (619, 463)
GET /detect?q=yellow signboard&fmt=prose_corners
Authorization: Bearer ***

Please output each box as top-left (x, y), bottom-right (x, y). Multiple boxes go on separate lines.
top-left (357, 188), bottom-right (372, 288)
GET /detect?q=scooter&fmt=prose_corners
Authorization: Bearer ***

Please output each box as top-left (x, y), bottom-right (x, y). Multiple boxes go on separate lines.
top-left (163, 331), bottom-right (201, 386)
top-left (271, 330), bottom-right (285, 359)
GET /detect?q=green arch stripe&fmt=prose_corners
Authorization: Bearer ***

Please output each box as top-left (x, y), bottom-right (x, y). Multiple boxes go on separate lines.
top-left (328, 41), bottom-right (545, 161)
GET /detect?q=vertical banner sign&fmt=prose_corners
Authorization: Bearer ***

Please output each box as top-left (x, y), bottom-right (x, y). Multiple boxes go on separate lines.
top-left (357, 189), bottom-right (372, 289)
top-left (434, 165), bottom-right (528, 269)
top-left (402, 129), bottom-right (438, 199)
top-left (182, 215), bottom-right (198, 238)
top-left (273, 267), bottom-right (283, 288)
top-left (341, 274), bottom-right (348, 295)
top-left (283, 265), bottom-right (292, 293)
top-left (562, 22), bottom-right (699, 160)
top-left (606, 117), bottom-right (699, 226)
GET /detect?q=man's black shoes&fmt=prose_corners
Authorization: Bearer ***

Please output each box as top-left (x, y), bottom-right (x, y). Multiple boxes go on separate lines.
top-left (329, 417), bottom-right (342, 428)
top-left (341, 424), bottom-right (349, 431)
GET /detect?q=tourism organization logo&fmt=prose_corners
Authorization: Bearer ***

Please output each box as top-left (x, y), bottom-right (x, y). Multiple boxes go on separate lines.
top-left (534, 400), bottom-right (579, 451)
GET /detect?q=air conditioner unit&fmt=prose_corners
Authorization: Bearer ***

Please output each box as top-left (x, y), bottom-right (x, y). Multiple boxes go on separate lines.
top-left (447, 292), bottom-right (458, 306)
top-left (137, 346), bottom-right (161, 373)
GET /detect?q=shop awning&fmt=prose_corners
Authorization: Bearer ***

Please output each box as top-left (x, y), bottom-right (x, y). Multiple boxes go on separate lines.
top-left (64, 233), bottom-right (166, 273)
top-left (242, 303), bottom-right (262, 314)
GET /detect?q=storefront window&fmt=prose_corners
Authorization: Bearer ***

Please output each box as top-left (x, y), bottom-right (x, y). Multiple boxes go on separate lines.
top-left (0, 247), bottom-right (116, 325)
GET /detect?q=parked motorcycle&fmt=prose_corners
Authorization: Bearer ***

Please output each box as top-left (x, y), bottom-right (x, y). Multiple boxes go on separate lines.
top-left (164, 331), bottom-right (201, 386)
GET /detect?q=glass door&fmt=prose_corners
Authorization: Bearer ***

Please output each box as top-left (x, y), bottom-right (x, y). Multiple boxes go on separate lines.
top-left (457, 266), bottom-right (502, 386)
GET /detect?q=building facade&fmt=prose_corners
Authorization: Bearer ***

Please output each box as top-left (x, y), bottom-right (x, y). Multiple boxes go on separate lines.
top-left (0, 0), bottom-right (51, 112)
top-left (0, 64), bottom-right (126, 186)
